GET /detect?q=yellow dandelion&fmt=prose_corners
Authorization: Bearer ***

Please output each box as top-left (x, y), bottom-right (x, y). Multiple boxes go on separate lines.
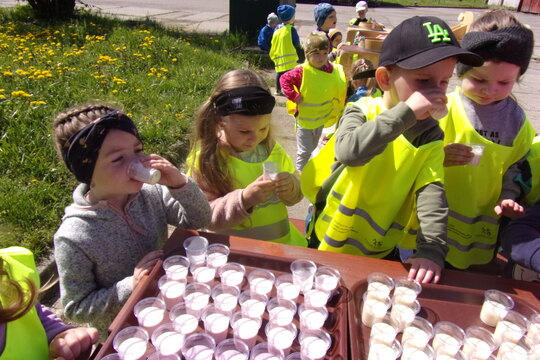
top-left (30, 100), bottom-right (46, 105)
top-left (172, 58), bottom-right (178, 62)
top-left (136, 89), bottom-right (142, 92)
top-left (112, 90), bottom-right (118, 93)
top-left (11, 90), bottom-right (31, 97)
top-left (31, 179), bottom-right (39, 183)
top-left (0, 95), bottom-right (5, 99)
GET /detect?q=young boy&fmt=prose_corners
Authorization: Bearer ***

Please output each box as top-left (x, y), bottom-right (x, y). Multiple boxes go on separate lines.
top-left (270, 5), bottom-right (301, 95)
top-left (349, 1), bottom-right (369, 25)
top-left (258, 12), bottom-right (279, 52)
top-left (280, 31), bottom-right (347, 171)
top-left (302, 16), bottom-right (483, 283)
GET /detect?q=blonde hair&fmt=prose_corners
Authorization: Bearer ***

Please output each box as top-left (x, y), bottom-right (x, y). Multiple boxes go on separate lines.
top-left (52, 103), bottom-right (118, 161)
top-left (0, 258), bottom-right (37, 323)
top-left (351, 58), bottom-right (377, 94)
top-left (468, 9), bottom-right (521, 32)
top-left (188, 69), bottom-right (273, 197)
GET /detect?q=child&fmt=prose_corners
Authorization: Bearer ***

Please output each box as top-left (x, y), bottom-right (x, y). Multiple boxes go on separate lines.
top-left (440, 10), bottom-right (535, 270)
top-left (258, 12), bottom-right (279, 52)
top-left (280, 31), bottom-right (347, 171)
top-left (349, 1), bottom-right (384, 29)
top-left (328, 28), bottom-right (342, 62)
top-left (0, 246), bottom-right (98, 359)
top-left (314, 3), bottom-right (337, 38)
top-left (270, 5), bottom-right (301, 95)
top-left (347, 58), bottom-right (380, 102)
top-left (302, 16), bottom-right (483, 283)
top-left (186, 69), bottom-right (307, 247)
top-left (53, 104), bottom-right (211, 335)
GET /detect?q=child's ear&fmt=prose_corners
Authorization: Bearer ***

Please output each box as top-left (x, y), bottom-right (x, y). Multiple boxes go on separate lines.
top-left (375, 67), bottom-right (391, 91)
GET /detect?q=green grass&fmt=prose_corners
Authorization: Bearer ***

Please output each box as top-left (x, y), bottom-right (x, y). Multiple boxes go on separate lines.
top-left (0, 5), bottom-right (269, 259)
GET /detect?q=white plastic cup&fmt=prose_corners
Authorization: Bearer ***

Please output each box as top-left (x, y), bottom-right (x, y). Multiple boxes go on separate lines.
top-left (206, 243), bottom-right (230, 269)
top-left (390, 299), bottom-right (421, 332)
top-left (102, 354), bottom-right (122, 360)
top-left (128, 157), bottom-right (161, 184)
top-left (212, 284), bottom-right (240, 312)
top-left (435, 350), bottom-right (466, 360)
top-left (298, 303), bottom-right (329, 331)
top-left (361, 292), bottom-right (391, 327)
top-left (191, 264), bottom-right (217, 286)
top-left (367, 338), bottom-right (402, 360)
top-left (493, 310), bottom-right (529, 345)
top-left (401, 316), bottom-right (433, 350)
top-left (133, 297), bottom-right (167, 337)
top-left (314, 266), bottom-right (341, 294)
top-left (392, 276), bottom-right (422, 306)
top-left (184, 282), bottom-right (211, 312)
top-left (113, 326), bottom-right (149, 360)
top-left (215, 338), bottom-right (250, 360)
top-left (401, 344), bottom-right (434, 360)
top-left (284, 353), bottom-right (303, 360)
top-left (290, 259), bottom-right (317, 294)
top-left (163, 255), bottom-right (190, 281)
top-left (219, 262), bottom-right (246, 288)
top-left (429, 106), bottom-right (449, 121)
top-left (480, 290), bottom-right (514, 327)
top-left (158, 275), bottom-right (186, 310)
top-left (265, 321), bottom-right (298, 356)
top-left (433, 321), bottom-right (466, 357)
top-left (182, 333), bottom-right (216, 360)
top-left (462, 326), bottom-right (498, 360)
top-left (201, 304), bottom-right (231, 343)
top-left (466, 143), bottom-right (486, 166)
top-left (183, 236), bottom-right (208, 267)
top-left (299, 329), bottom-right (332, 360)
top-left (267, 298), bottom-right (297, 326)
top-left (525, 312), bottom-right (540, 347)
top-left (369, 313), bottom-right (397, 346)
top-left (275, 274), bottom-right (300, 302)
top-left (250, 342), bottom-right (284, 360)
top-left (248, 269), bottom-right (276, 296)
top-left (496, 341), bottom-right (530, 360)
top-left (303, 288), bottom-right (331, 308)
top-left (231, 312), bottom-right (262, 348)
top-left (239, 290), bottom-right (268, 319)
top-left (169, 301), bottom-right (201, 336)
top-left (146, 353), bottom-right (181, 360)
top-left (263, 161), bottom-right (279, 180)
top-left (366, 272), bottom-right (394, 301)
top-left (150, 323), bottom-right (184, 356)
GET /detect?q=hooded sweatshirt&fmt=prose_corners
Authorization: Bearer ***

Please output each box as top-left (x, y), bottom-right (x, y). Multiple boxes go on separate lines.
top-left (54, 177), bottom-right (211, 335)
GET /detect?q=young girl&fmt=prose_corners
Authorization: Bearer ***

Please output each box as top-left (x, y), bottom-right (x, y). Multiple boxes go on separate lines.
top-left (1, 246), bottom-right (98, 359)
top-left (441, 10), bottom-right (535, 270)
top-left (328, 28), bottom-right (342, 62)
top-left (186, 69), bottom-right (307, 247)
top-left (53, 104), bottom-right (211, 335)
top-left (347, 58), bottom-right (380, 102)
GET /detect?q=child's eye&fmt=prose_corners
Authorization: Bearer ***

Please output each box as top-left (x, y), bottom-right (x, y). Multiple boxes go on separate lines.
top-left (135, 147), bottom-right (144, 154)
top-left (473, 77), bottom-right (485, 83)
top-left (112, 156), bottom-right (123, 163)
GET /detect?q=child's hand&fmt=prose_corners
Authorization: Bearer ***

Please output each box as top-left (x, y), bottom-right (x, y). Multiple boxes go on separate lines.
top-left (405, 89), bottom-right (447, 120)
top-left (140, 154), bottom-right (187, 189)
top-left (294, 95), bottom-right (304, 104)
top-left (274, 172), bottom-right (295, 198)
top-left (133, 250), bottom-right (163, 288)
top-left (444, 143), bottom-right (474, 166)
top-left (405, 257), bottom-right (442, 284)
top-left (494, 199), bottom-right (525, 219)
top-left (49, 327), bottom-right (99, 360)
top-left (242, 176), bottom-right (275, 210)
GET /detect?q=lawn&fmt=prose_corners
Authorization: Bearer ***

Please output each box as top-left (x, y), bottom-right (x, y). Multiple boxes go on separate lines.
top-left (0, 6), bottom-right (265, 259)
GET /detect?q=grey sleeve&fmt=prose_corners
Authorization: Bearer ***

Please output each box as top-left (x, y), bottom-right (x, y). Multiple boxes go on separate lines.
top-left (500, 156), bottom-right (527, 201)
top-left (163, 176), bottom-right (212, 230)
top-left (411, 182), bottom-right (449, 268)
top-left (334, 102), bottom-right (418, 166)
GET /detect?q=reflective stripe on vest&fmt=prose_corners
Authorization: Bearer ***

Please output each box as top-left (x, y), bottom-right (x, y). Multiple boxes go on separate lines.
top-left (314, 97), bottom-right (444, 257)
top-left (440, 88), bottom-right (535, 269)
top-left (1, 247), bottom-right (49, 359)
top-left (525, 136), bottom-right (540, 206)
top-left (270, 24), bottom-right (298, 73)
top-left (296, 62), bottom-right (347, 129)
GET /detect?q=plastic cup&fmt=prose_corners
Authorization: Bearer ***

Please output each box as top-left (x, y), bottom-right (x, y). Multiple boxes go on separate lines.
top-left (181, 333), bottom-right (216, 360)
top-left (169, 301), bottom-right (201, 336)
top-left (401, 316), bottom-right (433, 349)
top-left (290, 259), bottom-right (317, 293)
top-left (390, 299), bottom-right (421, 332)
top-left (231, 311), bottom-right (262, 348)
top-left (133, 297), bottom-right (167, 336)
top-left (183, 236), bottom-right (208, 267)
top-left (366, 273), bottom-right (394, 301)
top-left (263, 161), bottom-right (279, 180)
top-left (496, 341), bottom-right (530, 360)
top-left (299, 329), bottom-right (332, 360)
top-left (102, 354), bottom-right (122, 360)
top-left (303, 288), bottom-right (331, 308)
top-left (275, 274), bottom-right (300, 302)
top-left (265, 322), bottom-right (297, 356)
top-left (128, 157), bottom-right (161, 184)
top-left (392, 276), bottom-right (422, 306)
top-left (158, 275), bottom-right (187, 310)
top-left (465, 143), bottom-right (486, 166)
top-left (361, 292), bottom-right (391, 327)
top-left (248, 269), bottom-right (276, 296)
top-left (267, 298), bottom-right (297, 326)
top-left (184, 282), bottom-right (211, 312)
top-left (113, 326), bottom-right (149, 360)
top-left (432, 321), bottom-right (466, 357)
top-left (314, 266), bottom-right (341, 294)
top-left (435, 350), bottom-right (466, 360)
top-left (150, 323), bottom-right (184, 356)
top-left (525, 312), bottom-right (540, 347)
top-left (284, 353), bottom-right (303, 360)
top-left (212, 284), bottom-right (240, 312)
top-left (367, 338), bottom-right (402, 360)
top-left (146, 353), bottom-right (181, 360)
top-left (163, 255), bottom-right (190, 281)
top-left (429, 106), bottom-right (449, 121)
top-left (201, 304), bottom-right (231, 343)
top-left (219, 262), bottom-right (246, 288)
top-left (250, 342), bottom-right (284, 360)
top-left (480, 290), bottom-right (514, 327)
top-left (239, 290), bottom-right (268, 319)
top-left (369, 313), bottom-right (397, 346)
top-left (401, 344), bottom-right (434, 360)
top-left (462, 326), bottom-right (498, 360)
top-left (215, 338), bottom-right (250, 360)
top-left (206, 243), bottom-right (230, 269)
top-left (298, 304), bottom-right (329, 330)
top-left (493, 310), bottom-right (529, 345)
top-left (191, 264), bottom-right (217, 286)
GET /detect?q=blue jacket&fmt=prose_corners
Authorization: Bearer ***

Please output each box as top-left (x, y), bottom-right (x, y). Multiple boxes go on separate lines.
top-left (258, 25), bottom-right (275, 52)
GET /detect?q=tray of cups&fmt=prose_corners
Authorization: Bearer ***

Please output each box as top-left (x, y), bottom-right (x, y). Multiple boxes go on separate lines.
top-left (92, 235), bottom-right (349, 360)
top-left (349, 272), bottom-right (540, 360)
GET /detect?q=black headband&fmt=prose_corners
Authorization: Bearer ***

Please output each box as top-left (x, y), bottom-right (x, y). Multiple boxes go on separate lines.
top-left (213, 86), bottom-right (276, 116)
top-left (61, 111), bottom-right (140, 184)
top-left (352, 69), bottom-right (376, 80)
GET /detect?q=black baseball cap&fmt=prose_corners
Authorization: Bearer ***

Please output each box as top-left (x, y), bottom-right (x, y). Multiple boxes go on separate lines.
top-left (379, 16), bottom-right (483, 69)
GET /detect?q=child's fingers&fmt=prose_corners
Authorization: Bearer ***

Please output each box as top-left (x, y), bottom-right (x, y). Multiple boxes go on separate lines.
top-left (407, 264), bottom-right (418, 281)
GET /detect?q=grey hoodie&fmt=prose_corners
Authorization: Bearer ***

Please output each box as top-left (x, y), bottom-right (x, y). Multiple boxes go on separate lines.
top-left (54, 177), bottom-right (211, 334)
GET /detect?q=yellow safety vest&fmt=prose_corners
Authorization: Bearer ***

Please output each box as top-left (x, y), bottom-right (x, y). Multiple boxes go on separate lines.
top-left (524, 136), bottom-right (540, 206)
top-left (270, 24), bottom-right (298, 73)
top-left (305, 97), bottom-right (444, 257)
top-left (291, 62), bottom-right (347, 130)
top-left (440, 88), bottom-right (535, 269)
top-left (1, 247), bottom-right (48, 359)
top-left (188, 143), bottom-right (307, 247)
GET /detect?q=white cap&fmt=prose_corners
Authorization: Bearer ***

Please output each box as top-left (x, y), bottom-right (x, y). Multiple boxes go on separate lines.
top-left (356, 1), bottom-right (368, 11)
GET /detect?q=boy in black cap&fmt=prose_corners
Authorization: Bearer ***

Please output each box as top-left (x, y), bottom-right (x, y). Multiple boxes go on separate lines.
top-left (301, 16), bottom-right (482, 283)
